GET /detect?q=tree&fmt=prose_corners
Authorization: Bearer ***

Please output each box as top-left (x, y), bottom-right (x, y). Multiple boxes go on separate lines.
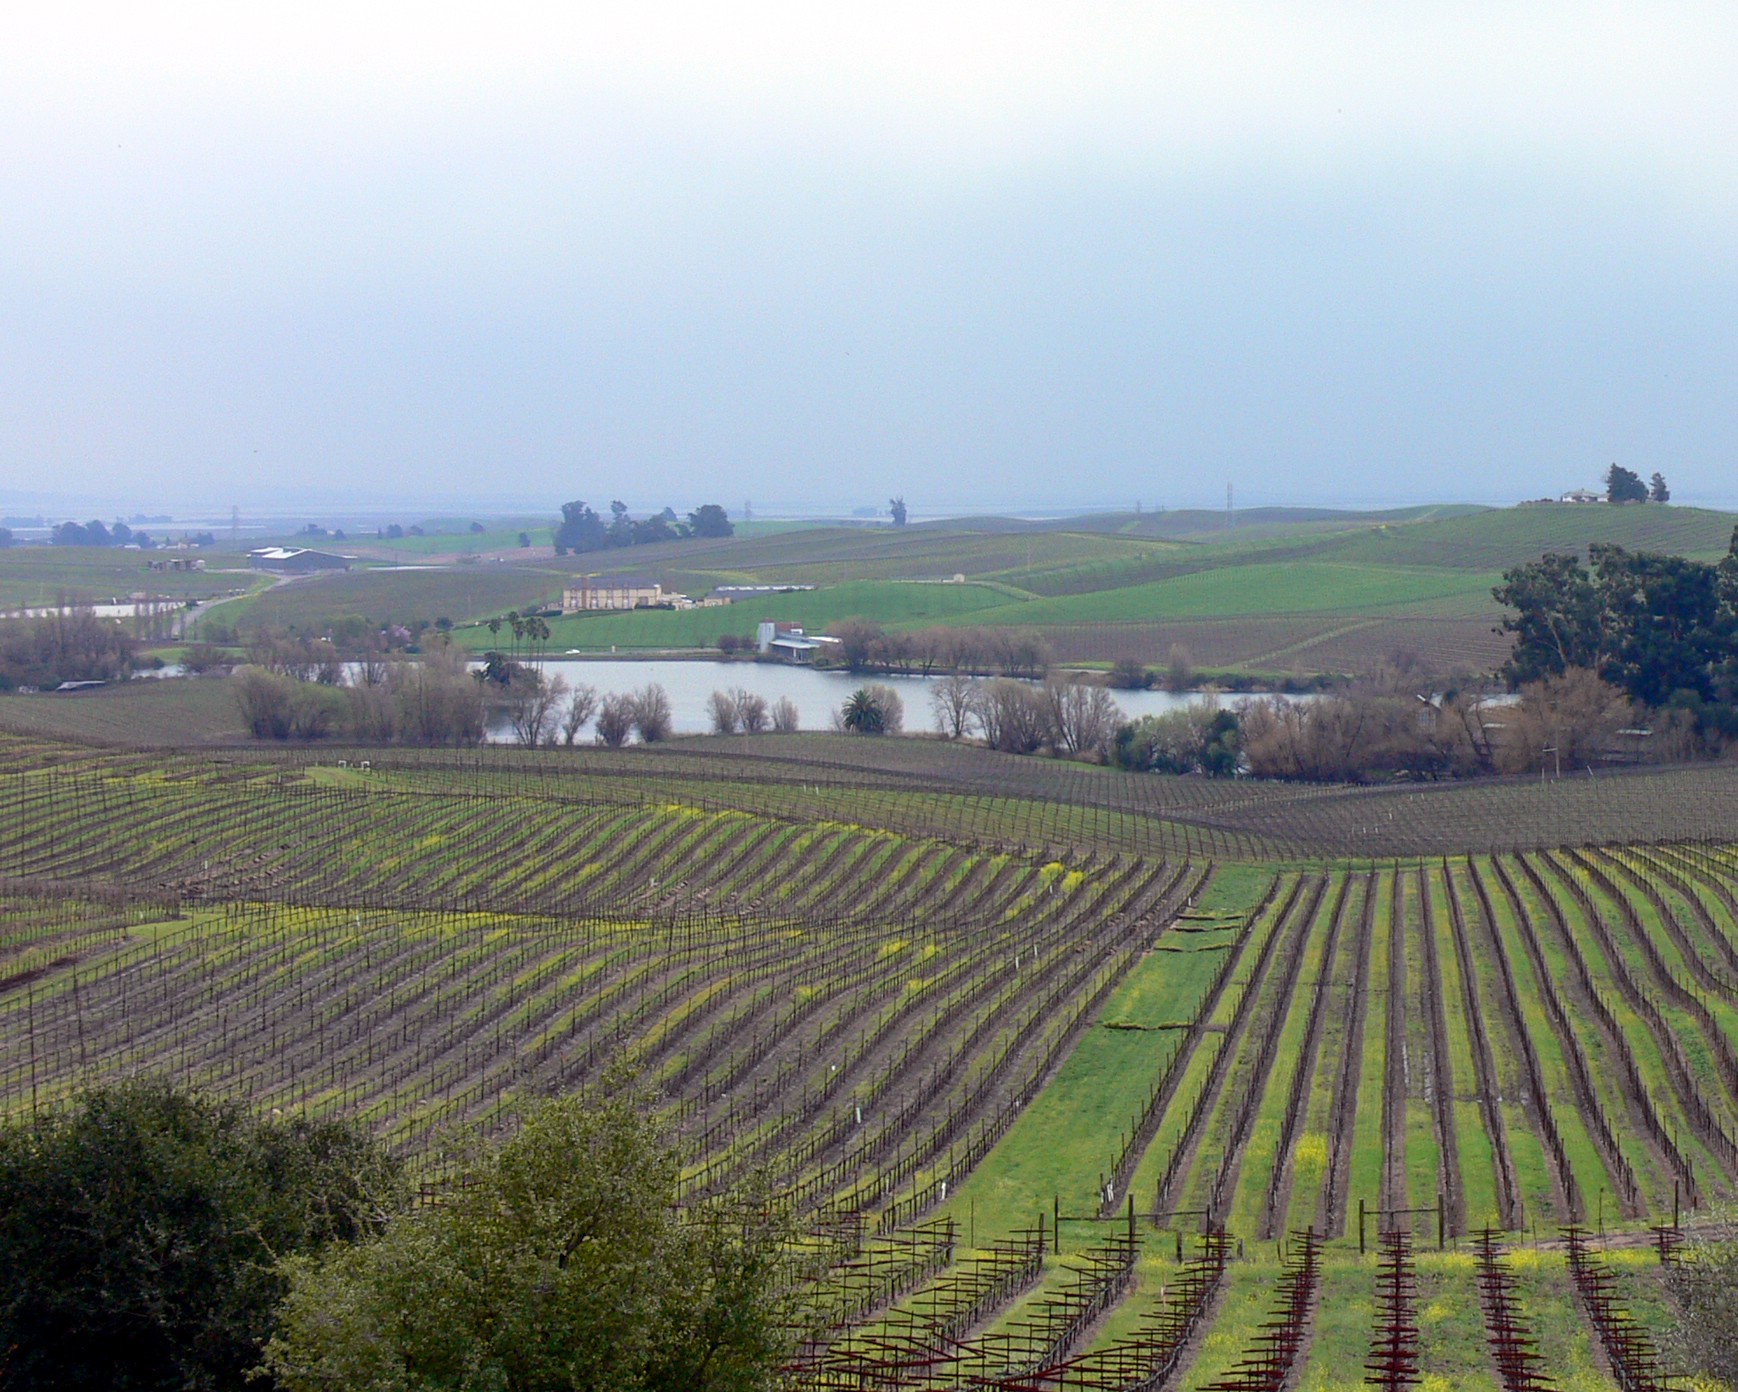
top-left (507, 671), bottom-right (569, 746)
top-left (1661, 1219), bottom-right (1738, 1386)
top-left (1495, 666), bottom-right (1634, 775)
top-left (560, 683), bottom-right (598, 744)
top-left (1107, 658), bottom-right (1149, 690)
top-left (0, 606), bottom-right (138, 691)
top-left (987, 628), bottom-right (1051, 679)
top-left (595, 692), bottom-right (636, 745)
top-left (825, 617), bottom-right (884, 671)
top-left (1650, 471), bottom-right (1671, 503)
top-left (1112, 705), bottom-right (1209, 771)
top-left (0, 1079), bottom-right (400, 1392)
top-left (930, 672), bottom-right (978, 738)
top-left (608, 500), bottom-right (635, 547)
top-left (970, 679), bottom-right (1048, 754)
top-left (1165, 643), bottom-right (1195, 692)
top-left (707, 688), bottom-right (741, 734)
top-left (262, 1083), bottom-right (791, 1392)
top-left (688, 504), bottom-right (734, 538)
top-left (839, 687), bottom-right (884, 733)
top-left (1591, 542), bottom-right (1732, 706)
top-left (1040, 678), bottom-right (1121, 758)
top-left (553, 500), bottom-right (606, 555)
top-left (0, 526), bottom-right (12, 548)
top-left (888, 497), bottom-right (908, 527)
top-left (1604, 463), bottom-right (1648, 503)
top-left (1491, 552), bottom-right (1604, 686)
top-left (633, 507), bottom-right (687, 545)
top-left (388, 646), bottom-right (486, 745)
top-left (733, 688), bottom-right (770, 733)
top-left (769, 696), bottom-right (800, 732)
top-left (631, 682), bottom-right (674, 742)
top-left (840, 685), bottom-right (901, 734)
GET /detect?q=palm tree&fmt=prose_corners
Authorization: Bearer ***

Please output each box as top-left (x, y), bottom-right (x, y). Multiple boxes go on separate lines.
top-left (841, 688), bottom-right (886, 734)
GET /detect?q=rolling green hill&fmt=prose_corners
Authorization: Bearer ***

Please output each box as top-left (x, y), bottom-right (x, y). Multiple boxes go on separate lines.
top-left (1317, 502), bottom-right (1737, 570)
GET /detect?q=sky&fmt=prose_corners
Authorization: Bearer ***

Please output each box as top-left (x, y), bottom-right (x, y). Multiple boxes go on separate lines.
top-left (2, 3), bottom-right (1735, 519)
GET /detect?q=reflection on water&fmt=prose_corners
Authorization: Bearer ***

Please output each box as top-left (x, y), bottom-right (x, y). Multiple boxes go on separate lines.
top-left (481, 658), bottom-right (1282, 741)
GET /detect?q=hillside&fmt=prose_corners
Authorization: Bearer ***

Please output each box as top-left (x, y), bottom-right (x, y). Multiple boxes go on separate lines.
top-left (1317, 501), bottom-right (1737, 570)
top-left (0, 730), bottom-right (1724, 1384)
top-left (10, 500), bottom-right (1721, 679)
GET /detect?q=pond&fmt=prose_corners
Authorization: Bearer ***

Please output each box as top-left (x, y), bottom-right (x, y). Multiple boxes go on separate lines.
top-left (481, 658), bottom-right (1288, 742)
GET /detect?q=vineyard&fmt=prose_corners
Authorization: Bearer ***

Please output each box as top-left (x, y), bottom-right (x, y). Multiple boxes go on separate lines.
top-left (1, 730), bottom-right (1732, 1386)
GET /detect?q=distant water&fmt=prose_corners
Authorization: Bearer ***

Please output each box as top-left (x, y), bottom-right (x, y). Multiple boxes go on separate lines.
top-left (480, 657), bottom-right (1288, 741)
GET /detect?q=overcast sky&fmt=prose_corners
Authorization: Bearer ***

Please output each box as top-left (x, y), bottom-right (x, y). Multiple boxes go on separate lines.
top-left (2, 4), bottom-right (1734, 518)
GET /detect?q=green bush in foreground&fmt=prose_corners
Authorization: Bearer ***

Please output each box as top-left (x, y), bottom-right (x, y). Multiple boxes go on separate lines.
top-left (263, 1084), bottom-right (793, 1392)
top-left (1665, 1218), bottom-right (1738, 1388)
top-left (0, 1079), bottom-right (401, 1391)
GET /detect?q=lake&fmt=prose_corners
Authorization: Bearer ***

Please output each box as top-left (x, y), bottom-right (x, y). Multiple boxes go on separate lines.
top-left (482, 658), bottom-right (1281, 741)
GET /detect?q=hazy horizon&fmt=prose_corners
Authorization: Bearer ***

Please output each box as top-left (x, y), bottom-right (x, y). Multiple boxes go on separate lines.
top-left (4, 6), bottom-right (1734, 518)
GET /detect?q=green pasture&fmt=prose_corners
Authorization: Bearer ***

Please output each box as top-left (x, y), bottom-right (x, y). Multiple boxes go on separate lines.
top-left (1322, 501), bottom-right (1738, 570)
top-left (936, 561), bottom-right (1500, 627)
top-left (941, 865), bottom-right (1270, 1239)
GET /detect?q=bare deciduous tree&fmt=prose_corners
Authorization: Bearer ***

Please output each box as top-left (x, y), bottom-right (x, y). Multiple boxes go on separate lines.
top-left (706, 689), bottom-right (740, 735)
top-left (734, 689), bottom-right (770, 733)
top-left (825, 618), bottom-right (883, 671)
top-left (930, 672), bottom-right (978, 739)
top-left (1165, 643), bottom-right (1194, 692)
top-left (594, 693), bottom-right (635, 746)
top-left (630, 683), bottom-right (674, 742)
top-left (1494, 666), bottom-right (1632, 774)
top-left (770, 696), bottom-right (800, 733)
top-left (971, 679), bottom-right (1048, 753)
top-left (1041, 678), bottom-right (1121, 758)
top-left (559, 684), bottom-right (597, 745)
top-left (507, 672), bottom-right (568, 747)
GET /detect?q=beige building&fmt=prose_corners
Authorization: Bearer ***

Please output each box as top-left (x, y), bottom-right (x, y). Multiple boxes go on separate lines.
top-left (561, 576), bottom-right (666, 612)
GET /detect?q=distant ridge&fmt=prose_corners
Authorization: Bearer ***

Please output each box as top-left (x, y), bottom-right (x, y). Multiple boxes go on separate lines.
top-left (912, 504), bottom-right (1488, 537)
